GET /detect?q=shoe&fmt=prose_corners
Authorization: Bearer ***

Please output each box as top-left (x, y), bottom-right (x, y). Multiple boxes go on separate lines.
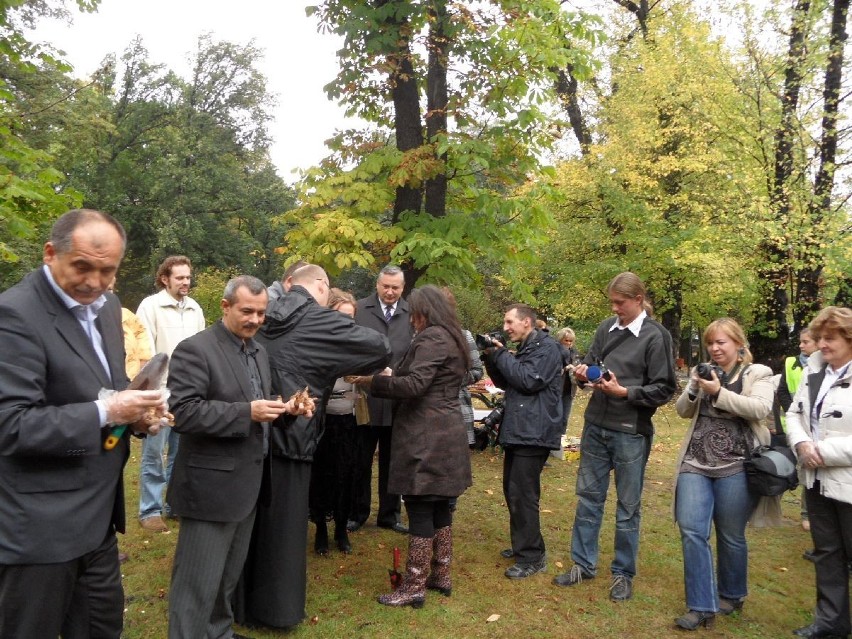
top-left (718, 597), bottom-right (744, 615)
top-left (233, 633), bottom-right (255, 639)
top-left (500, 548), bottom-right (514, 559)
top-left (609, 574), bottom-right (633, 601)
top-left (139, 515), bottom-right (169, 533)
top-left (675, 610), bottom-right (715, 630)
top-left (803, 549), bottom-right (817, 563)
top-left (505, 559), bottom-right (546, 580)
top-left (792, 622), bottom-right (849, 638)
top-left (118, 552), bottom-right (129, 564)
top-left (802, 519), bottom-right (811, 531)
top-left (553, 564), bottom-right (594, 587)
top-left (346, 520), bottom-right (363, 533)
top-left (379, 522), bottom-right (409, 534)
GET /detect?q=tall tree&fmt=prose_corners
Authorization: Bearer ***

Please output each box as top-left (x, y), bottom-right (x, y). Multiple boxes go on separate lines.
top-left (287, 1), bottom-right (600, 292)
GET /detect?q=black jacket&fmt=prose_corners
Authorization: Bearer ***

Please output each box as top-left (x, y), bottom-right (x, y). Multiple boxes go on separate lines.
top-left (484, 329), bottom-right (564, 450)
top-left (258, 286), bottom-right (392, 461)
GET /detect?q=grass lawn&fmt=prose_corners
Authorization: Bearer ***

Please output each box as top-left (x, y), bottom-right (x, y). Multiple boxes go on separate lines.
top-left (118, 392), bottom-right (818, 638)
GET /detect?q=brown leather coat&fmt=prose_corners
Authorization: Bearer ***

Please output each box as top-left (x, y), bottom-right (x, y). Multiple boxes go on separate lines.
top-left (370, 325), bottom-right (473, 497)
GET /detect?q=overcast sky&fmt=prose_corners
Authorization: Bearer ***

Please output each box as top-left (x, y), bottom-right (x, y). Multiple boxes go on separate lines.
top-left (30, 0), bottom-right (353, 181)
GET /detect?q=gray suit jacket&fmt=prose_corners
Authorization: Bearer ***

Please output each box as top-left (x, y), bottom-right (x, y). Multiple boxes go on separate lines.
top-left (166, 321), bottom-right (275, 522)
top-left (355, 293), bottom-right (414, 426)
top-left (0, 268), bottom-right (129, 564)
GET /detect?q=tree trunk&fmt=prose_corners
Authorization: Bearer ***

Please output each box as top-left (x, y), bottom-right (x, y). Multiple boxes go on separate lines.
top-left (424, 0), bottom-right (449, 219)
top-left (750, 0), bottom-right (812, 361)
top-left (794, 0), bottom-right (849, 329)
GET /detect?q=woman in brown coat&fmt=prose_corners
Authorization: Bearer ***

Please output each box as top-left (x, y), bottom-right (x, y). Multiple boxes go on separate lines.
top-left (355, 284), bottom-right (473, 608)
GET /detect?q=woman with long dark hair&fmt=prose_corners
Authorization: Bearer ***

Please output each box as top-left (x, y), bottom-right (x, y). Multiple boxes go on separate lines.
top-left (352, 284), bottom-right (472, 608)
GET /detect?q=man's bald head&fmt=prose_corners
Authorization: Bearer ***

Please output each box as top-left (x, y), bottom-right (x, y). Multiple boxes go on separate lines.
top-left (290, 264), bottom-right (330, 306)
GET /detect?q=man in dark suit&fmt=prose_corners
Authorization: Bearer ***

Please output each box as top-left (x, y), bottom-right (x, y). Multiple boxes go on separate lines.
top-left (350, 265), bottom-right (415, 533)
top-left (165, 275), bottom-right (309, 639)
top-left (0, 209), bottom-right (167, 638)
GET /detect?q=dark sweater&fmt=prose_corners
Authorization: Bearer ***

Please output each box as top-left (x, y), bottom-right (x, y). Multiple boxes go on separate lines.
top-left (582, 316), bottom-right (676, 436)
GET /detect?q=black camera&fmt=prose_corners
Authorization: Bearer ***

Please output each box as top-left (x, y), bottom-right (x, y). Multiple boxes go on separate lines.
top-left (475, 331), bottom-right (504, 351)
top-left (481, 405), bottom-right (504, 429)
top-left (473, 404), bottom-right (504, 451)
top-left (696, 362), bottom-right (725, 382)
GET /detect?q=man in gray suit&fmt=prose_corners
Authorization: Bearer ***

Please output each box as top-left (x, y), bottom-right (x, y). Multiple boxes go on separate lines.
top-left (350, 265), bottom-right (415, 532)
top-left (0, 209), bottom-right (167, 638)
top-left (165, 275), bottom-right (310, 639)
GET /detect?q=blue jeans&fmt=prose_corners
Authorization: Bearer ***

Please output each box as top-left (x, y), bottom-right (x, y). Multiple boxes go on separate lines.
top-left (570, 422), bottom-right (651, 578)
top-left (675, 471), bottom-right (755, 612)
top-left (138, 425), bottom-right (179, 520)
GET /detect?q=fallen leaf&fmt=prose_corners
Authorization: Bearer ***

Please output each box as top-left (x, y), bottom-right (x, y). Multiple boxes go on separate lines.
top-left (310, 616), bottom-right (319, 625)
top-left (485, 489), bottom-right (494, 495)
top-left (541, 509), bottom-right (553, 513)
top-left (555, 561), bottom-right (564, 569)
top-left (486, 614), bottom-right (500, 623)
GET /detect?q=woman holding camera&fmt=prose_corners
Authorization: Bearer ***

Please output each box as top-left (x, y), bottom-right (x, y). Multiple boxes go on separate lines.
top-left (672, 318), bottom-right (775, 630)
top-left (353, 285), bottom-right (473, 608)
top-left (786, 306), bottom-right (852, 639)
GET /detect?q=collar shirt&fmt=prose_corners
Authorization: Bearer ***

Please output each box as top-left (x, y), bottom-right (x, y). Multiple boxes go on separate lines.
top-left (222, 323), bottom-right (269, 455)
top-left (812, 361), bottom-right (852, 441)
top-left (609, 309), bottom-right (648, 337)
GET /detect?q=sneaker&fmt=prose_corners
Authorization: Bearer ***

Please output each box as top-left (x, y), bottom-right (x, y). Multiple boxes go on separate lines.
top-left (718, 597), bottom-right (743, 615)
top-left (500, 548), bottom-right (514, 559)
top-left (609, 574), bottom-right (633, 601)
top-left (505, 559), bottom-right (546, 580)
top-left (139, 515), bottom-right (169, 533)
top-left (553, 564), bottom-right (595, 587)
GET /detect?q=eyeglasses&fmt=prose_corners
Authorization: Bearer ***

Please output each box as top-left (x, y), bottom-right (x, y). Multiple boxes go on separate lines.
top-left (316, 278), bottom-right (329, 287)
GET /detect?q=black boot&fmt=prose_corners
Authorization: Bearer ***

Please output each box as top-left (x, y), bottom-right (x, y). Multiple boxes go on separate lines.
top-left (314, 519), bottom-right (329, 555)
top-left (334, 518), bottom-right (352, 553)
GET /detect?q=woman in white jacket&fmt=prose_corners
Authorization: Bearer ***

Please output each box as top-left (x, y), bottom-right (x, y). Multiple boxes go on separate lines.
top-left (786, 306), bottom-right (852, 639)
top-left (672, 318), bottom-right (774, 630)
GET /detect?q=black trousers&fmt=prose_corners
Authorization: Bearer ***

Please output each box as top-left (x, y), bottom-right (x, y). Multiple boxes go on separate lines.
top-left (806, 482), bottom-right (852, 635)
top-left (0, 532), bottom-right (123, 638)
top-left (309, 413), bottom-right (360, 529)
top-left (503, 446), bottom-right (550, 565)
top-left (351, 425), bottom-right (401, 526)
top-left (405, 497), bottom-right (453, 538)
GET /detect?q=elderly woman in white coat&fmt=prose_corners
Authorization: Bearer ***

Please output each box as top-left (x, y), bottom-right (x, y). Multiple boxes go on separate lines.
top-left (786, 306), bottom-right (852, 639)
top-left (671, 318), bottom-right (774, 631)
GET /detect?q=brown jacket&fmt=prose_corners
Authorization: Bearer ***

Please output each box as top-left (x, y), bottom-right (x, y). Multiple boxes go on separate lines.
top-left (371, 325), bottom-right (473, 497)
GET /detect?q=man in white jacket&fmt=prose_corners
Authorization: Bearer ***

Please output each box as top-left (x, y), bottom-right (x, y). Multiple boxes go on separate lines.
top-left (136, 255), bottom-right (206, 532)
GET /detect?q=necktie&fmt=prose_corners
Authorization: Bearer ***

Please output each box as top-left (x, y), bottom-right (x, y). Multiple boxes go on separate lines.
top-left (74, 304), bottom-right (110, 376)
top-left (384, 305), bottom-right (393, 323)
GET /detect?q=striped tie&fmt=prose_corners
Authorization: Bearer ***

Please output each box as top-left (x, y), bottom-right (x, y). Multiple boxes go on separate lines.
top-left (384, 305), bottom-right (393, 323)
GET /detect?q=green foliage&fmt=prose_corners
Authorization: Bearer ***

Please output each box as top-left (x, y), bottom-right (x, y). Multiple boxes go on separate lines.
top-left (289, 1), bottom-right (603, 291)
top-left (530, 4), bottom-right (768, 334)
top-left (0, 0), bottom-right (98, 271)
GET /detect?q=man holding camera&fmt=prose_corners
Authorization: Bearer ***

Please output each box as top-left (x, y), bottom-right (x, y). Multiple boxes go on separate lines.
top-left (553, 272), bottom-right (676, 602)
top-left (481, 304), bottom-right (564, 579)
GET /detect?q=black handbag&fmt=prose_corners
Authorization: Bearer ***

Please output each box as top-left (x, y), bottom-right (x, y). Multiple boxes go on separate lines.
top-left (744, 445), bottom-right (799, 496)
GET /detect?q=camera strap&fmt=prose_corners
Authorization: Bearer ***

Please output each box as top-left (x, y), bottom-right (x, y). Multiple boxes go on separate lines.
top-left (599, 325), bottom-right (633, 362)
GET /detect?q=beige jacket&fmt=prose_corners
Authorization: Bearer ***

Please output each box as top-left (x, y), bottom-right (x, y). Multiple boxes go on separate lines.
top-left (671, 363), bottom-right (777, 524)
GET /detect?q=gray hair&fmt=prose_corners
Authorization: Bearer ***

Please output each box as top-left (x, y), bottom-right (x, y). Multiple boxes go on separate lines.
top-left (223, 275), bottom-right (267, 303)
top-left (50, 209), bottom-right (127, 256)
top-left (378, 264), bottom-right (404, 281)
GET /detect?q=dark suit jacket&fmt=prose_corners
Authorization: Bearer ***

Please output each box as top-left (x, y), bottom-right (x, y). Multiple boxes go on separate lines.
top-left (166, 320), bottom-right (274, 522)
top-left (355, 293), bottom-right (414, 426)
top-left (0, 268), bottom-right (129, 564)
